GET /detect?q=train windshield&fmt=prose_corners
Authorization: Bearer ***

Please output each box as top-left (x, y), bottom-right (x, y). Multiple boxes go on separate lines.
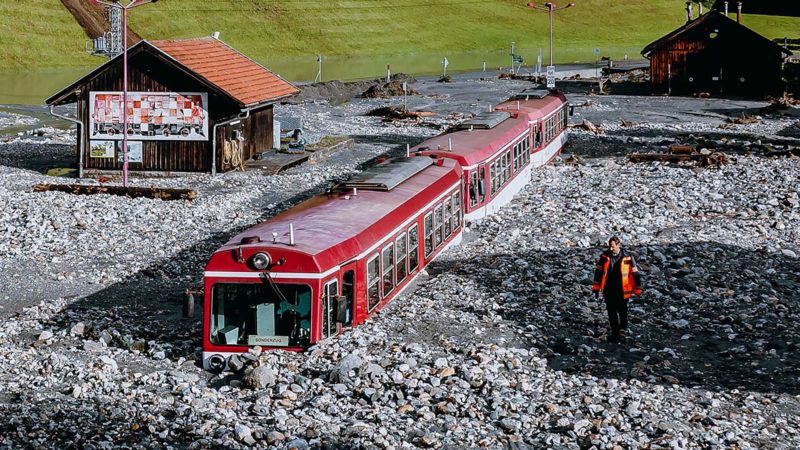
top-left (210, 283), bottom-right (311, 348)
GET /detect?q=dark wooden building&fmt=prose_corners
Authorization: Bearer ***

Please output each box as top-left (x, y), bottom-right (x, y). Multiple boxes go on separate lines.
top-left (642, 10), bottom-right (791, 97)
top-left (47, 37), bottom-right (299, 177)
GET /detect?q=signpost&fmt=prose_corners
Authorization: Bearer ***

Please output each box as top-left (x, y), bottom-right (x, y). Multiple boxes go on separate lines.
top-left (442, 57), bottom-right (449, 78)
top-left (546, 65), bottom-right (556, 89)
top-left (594, 47), bottom-right (600, 77)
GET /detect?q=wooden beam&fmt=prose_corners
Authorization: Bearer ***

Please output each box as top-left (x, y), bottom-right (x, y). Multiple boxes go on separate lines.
top-left (32, 183), bottom-right (197, 201)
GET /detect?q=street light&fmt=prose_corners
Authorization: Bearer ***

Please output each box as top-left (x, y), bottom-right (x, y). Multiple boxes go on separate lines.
top-left (527, 2), bottom-right (575, 67)
top-left (91, 0), bottom-right (158, 187)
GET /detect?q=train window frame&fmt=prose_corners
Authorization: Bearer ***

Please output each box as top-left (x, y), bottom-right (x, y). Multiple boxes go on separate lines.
top-left (396, 232), bottom-right (408, 284)
top-left (452, 191), bottom-right (461, 230)
top-left (321, 278), bottom-right (339, 339)
top-left (209, 281), bottom-right (314, 348)
top-left (504, 151), bottom-right (511, 182)
top-left (434, 204), bottom-right (444, 248)
top-left (408, 224), bottom-right (420, 272)
top-left (444, 198), bottom-right (452, 238)
top-left (489, 162), bottom-right (496, 195)
top-left (381, 243), bottom-right (394, 298)
top-left (423, 212), bottom-right (434, 257)
top-left (469, 170), bottom-right (479, 207)
top-left (367, 254), bottom-right (381, 312)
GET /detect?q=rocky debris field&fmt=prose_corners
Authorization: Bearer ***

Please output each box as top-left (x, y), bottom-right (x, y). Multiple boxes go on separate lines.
top-left (0, 74), bottom-right (799, 449)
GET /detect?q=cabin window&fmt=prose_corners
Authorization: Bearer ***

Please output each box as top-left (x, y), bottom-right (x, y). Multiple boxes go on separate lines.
top-left (424, 213), bottom-right (434, 257)
top-left (452, 192), bottom-right (461, 230)
top-left (396, 233), bottom-right (407, 284)
top-left (210, 282), bottom-right (311, 348)
top-left (434, 204), bottom-right (444, 247)
top-left (382, 244), bottom-right (394, 297)
top-left (321, 279), bottom-right (338, 339)
top-left (469, 171), bottom-right (479, 207)
top-left (367, 255), bottom-right (380, 311)
top-left (444, 199), bottom-right (452, 237)
top-left (408, 224), bottom-right (420, 272)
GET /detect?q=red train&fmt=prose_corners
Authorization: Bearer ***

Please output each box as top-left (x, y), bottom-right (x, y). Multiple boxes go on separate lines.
top-left (202, 88), bottom-right (569, 371)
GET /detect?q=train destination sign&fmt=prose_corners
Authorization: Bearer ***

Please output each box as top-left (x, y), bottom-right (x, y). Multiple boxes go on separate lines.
top-left (89, 91), bottom-right (209, 141)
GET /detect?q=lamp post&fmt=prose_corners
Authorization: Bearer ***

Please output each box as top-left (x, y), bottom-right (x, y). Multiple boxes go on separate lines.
top-left (527, 2), bottom-right (575, 67)
top-left (91, 0), bottom-right (158, 187)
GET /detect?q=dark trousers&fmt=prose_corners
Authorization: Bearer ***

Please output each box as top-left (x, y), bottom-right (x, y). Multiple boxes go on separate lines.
top-left (604, 292), bottom-right (628, 337)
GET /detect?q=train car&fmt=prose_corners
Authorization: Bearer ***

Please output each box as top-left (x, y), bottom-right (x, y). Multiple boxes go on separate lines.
top-left (202, 157), bottom-right (463, 370)
top-left (411, 88), bottom-right (568, 221)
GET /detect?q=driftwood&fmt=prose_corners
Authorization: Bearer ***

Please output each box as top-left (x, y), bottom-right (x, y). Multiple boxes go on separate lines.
top-left (33, 183), bottom-right (197, 201)
top-left (629, 152), bottom-right (728, 167)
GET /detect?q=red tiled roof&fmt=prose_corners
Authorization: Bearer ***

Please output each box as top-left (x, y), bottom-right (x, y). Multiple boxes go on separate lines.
top-left (150, 37), bottom-right (299, 107)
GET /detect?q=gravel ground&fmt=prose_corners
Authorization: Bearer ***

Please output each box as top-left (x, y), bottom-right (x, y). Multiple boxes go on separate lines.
top-left (0, 74), bottom-right (798, 449)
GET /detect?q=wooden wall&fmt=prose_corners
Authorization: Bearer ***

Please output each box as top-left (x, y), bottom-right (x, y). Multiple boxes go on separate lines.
top-left (77, 50), bottom-right (274, 174)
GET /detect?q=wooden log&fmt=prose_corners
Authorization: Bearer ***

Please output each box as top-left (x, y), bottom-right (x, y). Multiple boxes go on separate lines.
top-left (629, 152), bottom-right (728, 167)
top-left (32, 183), bottom-right (197, 201)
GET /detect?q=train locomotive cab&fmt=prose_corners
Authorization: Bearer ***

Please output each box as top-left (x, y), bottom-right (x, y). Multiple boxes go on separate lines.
top-left (202, 156), bottom-right (463, 370)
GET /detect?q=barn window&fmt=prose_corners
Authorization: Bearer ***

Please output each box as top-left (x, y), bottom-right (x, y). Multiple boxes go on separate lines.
top-left (424, 212), bottom-right (434, 257)
top-left (367, 255), bottom-right (380, 311)
top-left (382, 244), bottom-right (394, 297)
top-left (396, 233), bottom-right (407, 284)
top-left (408, 224), bottom-right (420, 272)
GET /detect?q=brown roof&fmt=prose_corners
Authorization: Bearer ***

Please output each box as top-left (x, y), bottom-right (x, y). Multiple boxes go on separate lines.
top-left (46, 37), bottom-right (298, 107)
top-left (642, 10), bottom-right (791, 57)
top-left (150, 37), bottom-right (299, 107)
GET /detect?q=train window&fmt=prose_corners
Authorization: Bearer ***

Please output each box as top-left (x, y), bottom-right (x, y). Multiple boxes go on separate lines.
top-left (535, 127), bottom-right (542, 148)
top-left (408, 224), bottom-right (419, 272)
top-left (562, 107), bottom-right (568, 129)
top-left (444, 200), bottom-right (452, 237)
top-left (321, 279), bottom-right (339, 339)
top-left (452, 192), bottom-right (461, 229)
top-left (434, 204), bottom-right (443, 247)
top-left (469, 171), bottom-right (479, 207)
top-left (424, 213), bottom-right (434, 257)
top-left (367, 255), bottom-right (380, 311)
top-left (210, 283), bottom-right (311, 348)
top-left (382, 244), bottom-right (394, 297)
top-left (396, 233), bottom-right (407, 284)
top-left (504, 152), bottom-right (511, 182)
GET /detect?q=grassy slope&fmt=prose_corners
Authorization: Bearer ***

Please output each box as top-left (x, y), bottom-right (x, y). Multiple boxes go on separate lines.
top-left (1, 0), bottom-right (799, 70)
top-left (0, 0), bottom-right (96, 69)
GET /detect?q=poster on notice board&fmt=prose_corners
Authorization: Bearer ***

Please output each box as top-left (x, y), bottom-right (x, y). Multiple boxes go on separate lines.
top-left (90, 91), bottom-right (209, 141)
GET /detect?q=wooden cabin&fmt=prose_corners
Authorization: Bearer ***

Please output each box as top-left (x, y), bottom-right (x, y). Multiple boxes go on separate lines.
top-left (46, 37), bottom-right (299, 177)
top-left (642, 10), bottom-right (791, 97)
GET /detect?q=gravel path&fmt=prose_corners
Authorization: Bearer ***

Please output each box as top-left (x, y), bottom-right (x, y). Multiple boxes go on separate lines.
top-left (0, 75), bottom-right (798, 449)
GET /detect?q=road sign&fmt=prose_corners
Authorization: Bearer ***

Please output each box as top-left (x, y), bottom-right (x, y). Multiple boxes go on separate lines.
top-left (512, 54), bottom-right (524, 64)
top-left (594, 48), bottom-right (600, 56)
top-left (546, 65), bottom-right (556, 89)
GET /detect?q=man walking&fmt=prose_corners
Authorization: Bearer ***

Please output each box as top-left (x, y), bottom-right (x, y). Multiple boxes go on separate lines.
top-left (592, 236), bottom-right (642, 342)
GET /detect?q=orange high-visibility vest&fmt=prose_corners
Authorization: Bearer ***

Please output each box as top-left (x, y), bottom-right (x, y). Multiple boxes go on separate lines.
top-left (592, 252), bottom-right (642, 299)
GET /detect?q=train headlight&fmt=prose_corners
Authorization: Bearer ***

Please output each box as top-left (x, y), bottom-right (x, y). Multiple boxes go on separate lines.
top-left (251, 252), bottom-right (271, 270)
top-left (208, 354), bottom-right (225, 373)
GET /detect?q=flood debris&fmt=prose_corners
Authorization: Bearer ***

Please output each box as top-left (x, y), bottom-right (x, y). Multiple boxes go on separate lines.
top-left (720, 114), bottom-right (762, 128)
top-left (365, 106), bottom-right (435, 121)
top-left (32, 183), bottom-right (198, 201)
top-left (577, 118), bottom-right (603, 134)
top-left (361, 79), bottom-right (418, 99)
top-left (629, 150), bottom-right (728, 167)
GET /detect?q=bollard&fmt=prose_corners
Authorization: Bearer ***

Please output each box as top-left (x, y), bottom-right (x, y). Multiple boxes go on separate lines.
top-left (183, 291), bottom-right (195, 318)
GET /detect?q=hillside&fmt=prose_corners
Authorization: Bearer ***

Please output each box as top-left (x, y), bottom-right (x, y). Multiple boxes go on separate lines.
top-left (2, 0), bottom-right (799, 73)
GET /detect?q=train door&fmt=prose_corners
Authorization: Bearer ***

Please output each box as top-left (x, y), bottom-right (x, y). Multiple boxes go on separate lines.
top-left (321, 277), bottom-right (339, 340)
top-left (468, 170), bottom-right (480, 210)
top-left (339, 261), bottom-right (357, 326)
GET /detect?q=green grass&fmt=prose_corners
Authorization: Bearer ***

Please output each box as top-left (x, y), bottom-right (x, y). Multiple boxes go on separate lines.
top-left (2, 0), bottom-right (799, 71)
top-left (0, 0), bottom-right (96, 69)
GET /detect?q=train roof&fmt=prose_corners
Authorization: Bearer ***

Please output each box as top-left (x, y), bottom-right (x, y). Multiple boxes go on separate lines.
top-left (209, 157), bottom-right (461, 273)
top-left (411, 91), bottom-right (566, 168)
